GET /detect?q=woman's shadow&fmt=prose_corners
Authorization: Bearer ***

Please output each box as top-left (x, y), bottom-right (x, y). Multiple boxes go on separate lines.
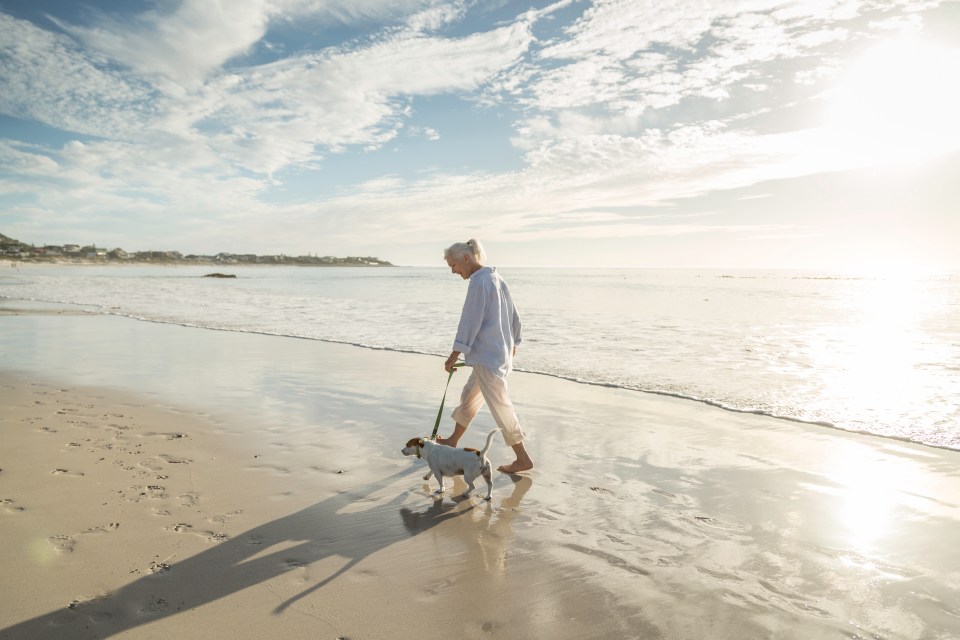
top-left (0, 467), bottom-right (478, 640)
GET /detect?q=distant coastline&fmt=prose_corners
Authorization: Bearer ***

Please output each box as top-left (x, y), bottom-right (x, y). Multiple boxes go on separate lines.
top-left (0, 232), bottom-right (392, 267)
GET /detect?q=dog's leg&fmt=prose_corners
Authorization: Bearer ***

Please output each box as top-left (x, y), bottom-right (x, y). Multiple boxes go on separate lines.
top-left (422, 470), bottom-right (433, 481)
top-left (461, 472), bottom-right (476, 497)
top-left (428, 463), bottom-right (445, 494)
top-left (481, 463), bottom-right (493, 501)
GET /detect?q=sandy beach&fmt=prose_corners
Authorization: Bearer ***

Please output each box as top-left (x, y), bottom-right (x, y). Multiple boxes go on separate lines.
top-left (2, 301), bottom-right (960, 639)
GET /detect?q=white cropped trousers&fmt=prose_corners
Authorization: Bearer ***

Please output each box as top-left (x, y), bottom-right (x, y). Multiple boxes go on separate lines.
top-left (450, 365), bottom-right (525, 446)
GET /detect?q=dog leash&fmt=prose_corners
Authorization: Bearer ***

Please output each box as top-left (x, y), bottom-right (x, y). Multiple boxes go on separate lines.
top-left (430, 362), bottom-right (464, 441)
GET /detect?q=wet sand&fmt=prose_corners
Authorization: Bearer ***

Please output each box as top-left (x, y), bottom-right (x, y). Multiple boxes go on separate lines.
top-left (1, 304), bottom-right (959, 639)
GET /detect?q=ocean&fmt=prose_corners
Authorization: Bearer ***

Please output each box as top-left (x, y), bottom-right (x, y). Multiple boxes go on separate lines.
top-left (2, 264), bottom-right (958, 451)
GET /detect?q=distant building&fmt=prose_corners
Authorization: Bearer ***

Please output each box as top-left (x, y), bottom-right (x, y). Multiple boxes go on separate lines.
top-left (0, 233), bottom-right (391, 266)
top-left (135, 251), bottom-right (183, 261)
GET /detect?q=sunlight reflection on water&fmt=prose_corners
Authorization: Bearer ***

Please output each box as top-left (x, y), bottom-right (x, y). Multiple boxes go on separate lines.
top-left (2, 266), bottom-right (958, 449)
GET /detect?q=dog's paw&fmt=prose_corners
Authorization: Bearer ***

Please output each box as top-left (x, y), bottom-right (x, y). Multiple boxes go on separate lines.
top-left (433, 488), bottom-right (445, 495)
top-left (484, 495), bottom-right (492, 501)
top-left (422, 472), bottom-right (432, 481)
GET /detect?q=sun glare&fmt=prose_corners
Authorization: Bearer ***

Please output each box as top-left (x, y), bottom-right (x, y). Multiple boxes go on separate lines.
top-left (826, 37), bottom-right (960, 166)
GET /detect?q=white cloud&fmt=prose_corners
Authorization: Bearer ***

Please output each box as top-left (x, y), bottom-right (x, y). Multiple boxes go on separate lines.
top-left (181, 20), bottom-right (532, 174)
top-left (1, 5), bottom-right (534, 179)
top-left (53, 0), bottom-right (443, 87)
top-left (256, 122), bottom-right (857, 250)
top-left (53, 1), bottom-right (272, 86)
top-left (0, 14), bottom-right (158, 138)
top-left (405, 1), bottom-right (466, 32)
top-left (409, 126), bottom-right (441, 140)
top-left (1, 0), bottom-right (955, 264)
top-left (517, 0), bottom-right (916, 128)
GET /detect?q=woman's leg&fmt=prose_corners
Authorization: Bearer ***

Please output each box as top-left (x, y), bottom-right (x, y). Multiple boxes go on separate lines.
top-left (438, 368), bottom-right (484, 447)
top-left (474, 367), bottom-right (533, 473)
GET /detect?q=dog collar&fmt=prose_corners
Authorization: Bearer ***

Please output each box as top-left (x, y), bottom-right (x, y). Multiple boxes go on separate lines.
top-left (416, 441), bottom-right (424, 459)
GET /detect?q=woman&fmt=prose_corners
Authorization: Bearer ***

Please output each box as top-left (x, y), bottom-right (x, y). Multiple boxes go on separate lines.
top-left (438, 239), bottom-right (533, 474)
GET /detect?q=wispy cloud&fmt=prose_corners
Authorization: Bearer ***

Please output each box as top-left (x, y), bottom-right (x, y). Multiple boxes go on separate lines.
top-left (0, 0), bottom-right (956, 266)
top-left (0, 14), bottom-right (159, 137)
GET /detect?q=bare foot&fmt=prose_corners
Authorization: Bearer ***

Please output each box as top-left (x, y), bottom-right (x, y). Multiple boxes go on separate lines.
top-left (435, 423), bottom-right (467, 448)
top-left (497, 459), bottom-right (533, 474)
top-left (498, 442), bottom-right (533, 473)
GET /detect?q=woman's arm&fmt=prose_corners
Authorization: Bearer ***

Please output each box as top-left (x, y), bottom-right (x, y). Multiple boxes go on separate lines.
top-left (444, 350), bottom-right (462, 372)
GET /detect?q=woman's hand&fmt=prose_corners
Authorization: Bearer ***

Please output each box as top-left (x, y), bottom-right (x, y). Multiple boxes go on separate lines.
top-left (444, 351), bottom-right (461, 373)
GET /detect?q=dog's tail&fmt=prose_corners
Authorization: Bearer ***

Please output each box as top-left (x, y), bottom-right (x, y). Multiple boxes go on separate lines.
top-left (480, 429), bottom-right (499, 457)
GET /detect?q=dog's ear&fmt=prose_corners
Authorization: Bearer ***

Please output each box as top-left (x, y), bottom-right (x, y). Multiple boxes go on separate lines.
top-left (404, 437), bottom-right (422, 448)
top-left (418, 438), bottom-right (425, 447)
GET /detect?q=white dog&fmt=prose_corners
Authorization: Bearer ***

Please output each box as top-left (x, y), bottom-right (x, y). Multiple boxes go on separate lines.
top-left (402, 429), bottom-right (498, 500)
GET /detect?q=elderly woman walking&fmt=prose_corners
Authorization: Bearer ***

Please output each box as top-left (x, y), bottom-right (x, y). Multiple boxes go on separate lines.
top-left (437, 239), bottom-right (533, 474)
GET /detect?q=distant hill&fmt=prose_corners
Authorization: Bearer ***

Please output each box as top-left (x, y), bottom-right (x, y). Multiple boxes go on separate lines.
top-left (0, 232), bottom-right (393, 266)
top-left (0, 232), bottom-right (28, 248)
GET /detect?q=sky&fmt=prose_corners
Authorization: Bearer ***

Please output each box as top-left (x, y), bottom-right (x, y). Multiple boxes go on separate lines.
top-left (1, 0), bottom-right (958, 270)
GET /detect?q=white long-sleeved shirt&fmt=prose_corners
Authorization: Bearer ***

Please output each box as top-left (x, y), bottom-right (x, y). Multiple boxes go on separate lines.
top-left (452, 266), bottom-right (522, 377)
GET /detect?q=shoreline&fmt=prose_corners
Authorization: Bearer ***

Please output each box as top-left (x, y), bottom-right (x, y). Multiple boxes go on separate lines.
top-left (4, 295), bottom-right (955, 456)
top-left (5, 260), bottom-right (395, 267)
top-left (2, 308), bottom-right (960, 638)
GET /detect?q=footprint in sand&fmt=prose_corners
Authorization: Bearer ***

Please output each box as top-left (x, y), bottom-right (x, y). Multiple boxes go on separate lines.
top-left (47, 535), bottom-right (77, 553)
top-left (62, 598), bottom-right (114, 624)
top-left (83, 523), bottom-right (121, 535)
top-left (144, 485), bottom-right (168, 499)
top-left (52, 468), bottom-right (85, 477)
top-left (139, 454), bottom-right (193, 471)
top-left (166, 523), bottom-right (230, 543)
top-left (207, 510), bottom-right (243, 525)
top-left (141, 597), bottom-right (170, 614)
top-left (177, 492), bottom-right (199, 507)
top-left (148, 560), bottom-right (171, 574)
top-left (139, 459), bottom-right (164, 472)
top-left (1, 498), bottom-right (26, 514)
top-left (46, 524), bottom-right (120, 555)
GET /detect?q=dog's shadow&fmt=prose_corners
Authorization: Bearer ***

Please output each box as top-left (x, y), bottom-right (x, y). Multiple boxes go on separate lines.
top-left (0, 466), bottom-right (474, 640)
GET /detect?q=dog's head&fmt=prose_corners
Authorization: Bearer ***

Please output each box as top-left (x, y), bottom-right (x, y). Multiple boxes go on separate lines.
top-left (401, 437), bottom-right (426, 458)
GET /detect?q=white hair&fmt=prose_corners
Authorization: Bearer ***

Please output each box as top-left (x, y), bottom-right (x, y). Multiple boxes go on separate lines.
top-left (444, 238), bottom-right (486, 263)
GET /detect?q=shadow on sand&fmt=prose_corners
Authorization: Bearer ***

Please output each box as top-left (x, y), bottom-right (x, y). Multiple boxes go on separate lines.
top-left (0, 467), bottom-right (484, 640)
